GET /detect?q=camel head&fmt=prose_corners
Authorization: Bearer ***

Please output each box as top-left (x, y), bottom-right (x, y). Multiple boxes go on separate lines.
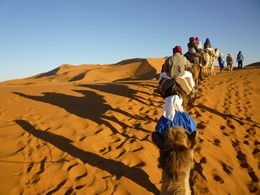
top-left (214, 48), bottom-right (220, 58)
top-left (152, 126), bottom-right (197, 151)
top-left (152, 126), bottom-right (198, 195)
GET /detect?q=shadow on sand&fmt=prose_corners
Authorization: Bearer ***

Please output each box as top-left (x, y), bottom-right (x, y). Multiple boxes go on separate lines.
top-left (15, 119), bottom-right (160, 194)
top-left (13, 89), bottom-right (153, 137)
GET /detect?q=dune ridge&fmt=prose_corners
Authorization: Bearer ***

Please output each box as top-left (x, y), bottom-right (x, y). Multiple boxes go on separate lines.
top-left (3, 58), bottom-right (165, 85)
top-left (0, 59), bottom-right (259, 194)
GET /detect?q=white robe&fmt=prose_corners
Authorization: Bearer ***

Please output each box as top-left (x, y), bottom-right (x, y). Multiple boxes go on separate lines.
top-left (163, 95), bottom-right (184, 121)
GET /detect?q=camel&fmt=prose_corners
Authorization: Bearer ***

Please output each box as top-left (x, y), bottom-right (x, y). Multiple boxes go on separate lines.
top-left (190, 62), bottom-right (202, 89)
top-left (227, 63), bottom-right (233, 71)
top-left (158, 78), bottom-right (196, 111)
top-left (226, 53), bottom-right (234, 71)
top-left (176, 62), bottom-right (202, 110)
top-left (158, 61), bottom-right (202, 111)
top-left (152, 126), bottom-right (198, 195)
top-left (202, 48), bottom-right (220, 77)
top-left (183, 52), bottom-right (203, 88)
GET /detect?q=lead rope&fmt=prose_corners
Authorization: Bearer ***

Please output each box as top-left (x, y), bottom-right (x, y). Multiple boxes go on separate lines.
top-left (171, 81), bottom-right (182, 99)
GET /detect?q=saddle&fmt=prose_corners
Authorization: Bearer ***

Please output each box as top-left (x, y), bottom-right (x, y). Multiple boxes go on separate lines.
top-left (204, 49), bottom-right (215, 56)
top-left (184, 52), bottom-right (199, 64)
top-left (204, 49), bottom-right (213, 56)
top-left (158, 78), bottom-right (180, 98)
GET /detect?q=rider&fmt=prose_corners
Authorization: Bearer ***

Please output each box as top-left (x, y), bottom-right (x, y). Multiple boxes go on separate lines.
top-left (204, 38), bottom-right (214, 54)
top-left (226, 53), bottom-right (234, 70)
top-left (158, 45), bottom-right (198, 96)
top-left (155, 92), bottom-right (197, 134)
top-left (195, 37), bottom-right (202, 50)
top-left (236, 51), bottom-right (244, 69)
top-left (156, 46), bottom-right (197, 134)
top-left (218, 52), bottom-right (225, 73)
top-left (204, 38), bottom-right (212, 48)
top-left (187, 37), bottom-right (203, 66)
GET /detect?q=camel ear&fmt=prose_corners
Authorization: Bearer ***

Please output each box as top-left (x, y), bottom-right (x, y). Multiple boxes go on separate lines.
top-left (187, 131), bottom-right (198, 149)
top-left (151, 132), bottom-right (164, 149)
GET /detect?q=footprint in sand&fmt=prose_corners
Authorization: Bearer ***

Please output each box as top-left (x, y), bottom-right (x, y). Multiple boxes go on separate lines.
top-left (194, 110), bottom-right (202, 118)
top-left (246, 127), bottom-right (256, 136)
top-left (221, 162), bottom-right (233, 175)
top-left (226, 119), bottom-right (235, 130)
top-left (252, 141), bottom-right (260, 159)
top-left (213, 138), bottom-right (221, 146)
top-left (232, 139), bottom-right (259, 192)
top-left (236, 105), bottom-right (242, 112)
top-left (220, 125), bottom-right (226, 130)
top-left (236, 150), bottom-right (249, 168)
top-left (213, 174), bottom-right (224, 184)
top-left (243, 140), bottom-right (250, 145)
top-left (197, 122), bottom-right (206, 130)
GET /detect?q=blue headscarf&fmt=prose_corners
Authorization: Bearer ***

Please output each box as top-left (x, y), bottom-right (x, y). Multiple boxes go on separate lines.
top-left (205, 38), bottom-right (211, 47)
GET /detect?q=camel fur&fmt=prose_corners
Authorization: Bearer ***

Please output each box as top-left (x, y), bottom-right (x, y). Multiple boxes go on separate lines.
top-left (152, 126), bottom-right (197, 195)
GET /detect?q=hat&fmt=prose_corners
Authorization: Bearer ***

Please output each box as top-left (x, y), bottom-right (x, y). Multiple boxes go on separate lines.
top-left (189, 37), bottom-right (195, 42)
top-left (174, 46), bottom-right (182, 55)
top-left (195, 37), bottom-right (200, 41)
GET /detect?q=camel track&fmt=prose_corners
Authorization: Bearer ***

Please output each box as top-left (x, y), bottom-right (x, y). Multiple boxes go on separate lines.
top-left (191, 69), bottom-right (260, 194)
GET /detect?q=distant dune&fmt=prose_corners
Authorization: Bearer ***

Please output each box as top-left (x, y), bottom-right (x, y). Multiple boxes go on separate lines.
top-left (243, 61), bottom-right (260, 69)
top-left (3, 58), bottom-right (165, 85)
top-left (0, 58), bottom-right (259, 194)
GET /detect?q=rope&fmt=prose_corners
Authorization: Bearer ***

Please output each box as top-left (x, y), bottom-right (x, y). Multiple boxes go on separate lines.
top-left (171, 82), bottom-right (182, 99)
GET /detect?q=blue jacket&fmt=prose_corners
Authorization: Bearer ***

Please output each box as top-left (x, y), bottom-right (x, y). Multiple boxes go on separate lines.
top-left (218, 54), bottom-right (224, 64)
top-left (236, 52), bottom-right (244, 61)
top-left (155, 111), bottom-right (197, 134)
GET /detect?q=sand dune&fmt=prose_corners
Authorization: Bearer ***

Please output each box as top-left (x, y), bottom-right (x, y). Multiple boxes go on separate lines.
top-left (0, 59), bottom-right (259, 194)
top-left (4, 58), bottom-right (165, 85)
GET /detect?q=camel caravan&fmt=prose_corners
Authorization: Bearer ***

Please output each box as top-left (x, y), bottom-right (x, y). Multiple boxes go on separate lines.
top-left (184, 37), bottom-right (220, 80)
top-left (152, 37), bottom-right (219, 194)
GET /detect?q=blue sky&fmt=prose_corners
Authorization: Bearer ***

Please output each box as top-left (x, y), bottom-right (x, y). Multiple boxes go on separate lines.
top-left (0, 0), bottom-right (259, 82)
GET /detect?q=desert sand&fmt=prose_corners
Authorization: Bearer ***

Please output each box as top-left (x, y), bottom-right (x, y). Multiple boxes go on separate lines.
top-left (0, 58), bottom-right (259, 195)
